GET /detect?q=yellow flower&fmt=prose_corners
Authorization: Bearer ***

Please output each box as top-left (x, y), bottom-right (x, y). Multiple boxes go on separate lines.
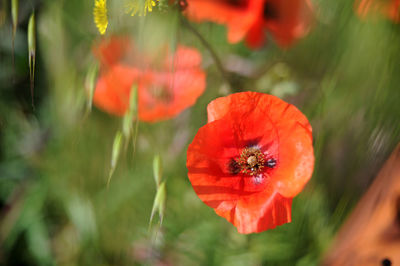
top-left (126, 0), bottom-right (160, 16)
top-left (94, 0), bottom-right (108, 35)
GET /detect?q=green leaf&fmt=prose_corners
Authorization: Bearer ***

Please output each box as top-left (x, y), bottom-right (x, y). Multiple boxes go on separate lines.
top-left (66, 195), bottom-right (97, 242)
top-left (3, 183), bottom-right (47, 251)
top-left (157, 182), bottom-right (166, 222)
top-left (11, 0), bottom-right (18, 79)
top-left (107, 131), bottom-right (123, 187)
top-left (11, 0), bottom-right (18, 38)
top-left (26, 221), bottom-right (53, 266)
top-left (152, 154), bottom-right (162, 188)
top-left (84, 63), bottom-right (99, 112)
top-left (28, 12), bottom-right (36, 108)
top-left (149, 181), bottom-right (166, 228)
top-left (0, 0), bottom-right (8, 27)
top-left (122, 84), bottom-right (138, 139)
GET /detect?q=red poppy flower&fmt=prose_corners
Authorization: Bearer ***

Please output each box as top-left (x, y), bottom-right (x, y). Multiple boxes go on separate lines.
top-left (93, 36), bottom-right (132, 67)
top-left (355, 0), bottom-right (400, 22)
top-left (249, 0), bottom-right (314, 48)
top-left (93, 38), bottom-right (206, 122)
top-left (184, 0), bottom-right (314, 48)
top-left (186, 92), bottom-right (314, 234)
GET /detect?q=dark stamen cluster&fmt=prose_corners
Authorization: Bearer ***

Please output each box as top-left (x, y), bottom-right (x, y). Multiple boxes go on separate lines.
top-left (228, 147), bottom-right (277, 175)
top-left (237, 147), bottom-right (266, 176)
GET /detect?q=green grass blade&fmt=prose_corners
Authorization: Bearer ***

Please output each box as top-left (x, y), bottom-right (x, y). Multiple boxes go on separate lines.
top-left (107, 131), bottom-right (123, 187)
top-left (28, 12), bottom-right (36, 109)
top-left (153, 154), bottom-right (162, 188)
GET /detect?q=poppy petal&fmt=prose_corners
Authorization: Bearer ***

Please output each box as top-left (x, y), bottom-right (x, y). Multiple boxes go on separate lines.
top-left (138, 69), bottom-right (206, 122)
top-left (355, 0), bottom-right (400, 22)
top-left (245, 18), bottom-right (266, 49)
top-left (163, 46), bottom-right (203, 70)
top-left (93, 36), bottom-right (132, 68)
top-left (93, 39), bottom-right (206, 122)
top-left (94, 64), bottom-right (140, 116)
top-left (208, 92), bottom-right (313, 197)
top-left (234, 192), bottom-right (292, 234)
top-left (263, 0), bottom-right (314, 47)
top-left (207, 90), bottom-right (265, 122)
top-left (187, 111), bottom-right (287, 233)
top-left (185, 0), bottom-right (263, 44)
top-left (188, 92), bottom-right (314, 233)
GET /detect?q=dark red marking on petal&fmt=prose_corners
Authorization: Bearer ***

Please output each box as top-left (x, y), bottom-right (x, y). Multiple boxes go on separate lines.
top-left (266, 158), bottom-right (277, 168)
top-left (228, 158), bottom-right (241, 175)
top-left (226, 0), bottom-right (248, 8)
top-left (263, 2), bottom-right (279, 20)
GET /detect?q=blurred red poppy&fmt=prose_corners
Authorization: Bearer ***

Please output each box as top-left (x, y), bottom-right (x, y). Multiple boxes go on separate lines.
top-left (355, 0), bottom-right (400, 22)
top-left (184, 0), bottom-right (314, 48)
top-left (93, 37), bottom-right (206, 122)
top-left (93, 36), bottom-right (132, 67)
top-left (186, 92), bottom-right (314, 234)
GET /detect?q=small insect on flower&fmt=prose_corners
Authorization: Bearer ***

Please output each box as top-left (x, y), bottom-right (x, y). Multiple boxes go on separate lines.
top-left (186, 92), bottom-right (314, 234)
top-left (94, 0), bottom-right (108, 35)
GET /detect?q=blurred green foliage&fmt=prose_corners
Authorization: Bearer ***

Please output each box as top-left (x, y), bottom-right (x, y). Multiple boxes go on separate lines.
top-left (1, 0), bottom-right (400, 265)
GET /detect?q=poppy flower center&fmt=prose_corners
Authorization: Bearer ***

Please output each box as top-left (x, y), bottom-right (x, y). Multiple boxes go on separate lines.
top-left (228, 146), bottom-right (277, 177)
top-left (237, 147), bottom-right (266, 176)
top-left (149, 85), bottom-right (173, 103)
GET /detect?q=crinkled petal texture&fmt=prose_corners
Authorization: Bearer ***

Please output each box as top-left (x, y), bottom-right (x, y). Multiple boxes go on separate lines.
top-left (187, 92), bottom-right (314, 234)
top-left (185, 0), bottom-right (264, 43)
top-left (93, 40), bottom-right (206, 122)
top-left (355, 0), bottom-right (400, 22)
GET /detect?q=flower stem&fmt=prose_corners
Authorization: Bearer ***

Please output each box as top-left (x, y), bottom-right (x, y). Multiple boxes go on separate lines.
top-left (180, 16), bottom-right (234, 89)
